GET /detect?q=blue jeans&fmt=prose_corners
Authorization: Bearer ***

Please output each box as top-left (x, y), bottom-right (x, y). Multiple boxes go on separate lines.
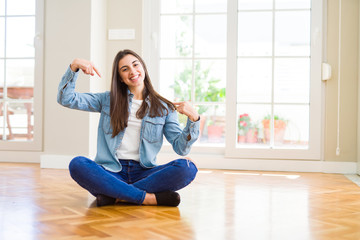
top-left (69, 156), bottom-right (198, 205)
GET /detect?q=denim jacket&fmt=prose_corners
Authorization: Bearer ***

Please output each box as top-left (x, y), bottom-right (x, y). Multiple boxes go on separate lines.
top-left (57, 66), bottom-right (200, 172)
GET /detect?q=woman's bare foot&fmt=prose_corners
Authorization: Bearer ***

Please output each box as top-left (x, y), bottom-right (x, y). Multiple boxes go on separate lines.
top-left (142, 193), bottom-right (157, 205)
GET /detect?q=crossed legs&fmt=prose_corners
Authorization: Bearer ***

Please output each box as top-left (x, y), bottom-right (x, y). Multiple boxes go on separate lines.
top-left (68, 156), bottom-right (198, 206)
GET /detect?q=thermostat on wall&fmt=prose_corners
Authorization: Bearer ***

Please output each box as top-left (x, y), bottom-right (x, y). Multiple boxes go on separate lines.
top-left (108, 29), bottom-right (135, 40)
top-left (322, 63), bottom-right (332, 81)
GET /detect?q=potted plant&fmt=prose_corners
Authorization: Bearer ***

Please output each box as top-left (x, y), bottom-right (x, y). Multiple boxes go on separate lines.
top-left (237, 113), bottom-right (258, 143)
top-left (237, 113), bottom-right (250, 142)
top-left (262, 114), bottom-right (287, 144)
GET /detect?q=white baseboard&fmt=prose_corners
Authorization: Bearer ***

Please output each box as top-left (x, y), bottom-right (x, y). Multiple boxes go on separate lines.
top-left (40, 153), bottom-right (358, 174)
top-left (157, 152), bottom-right (357, 174)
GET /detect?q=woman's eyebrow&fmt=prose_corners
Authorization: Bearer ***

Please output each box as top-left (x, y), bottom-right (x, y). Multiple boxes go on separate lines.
top-left (119, 60), bottom-right (139, 70)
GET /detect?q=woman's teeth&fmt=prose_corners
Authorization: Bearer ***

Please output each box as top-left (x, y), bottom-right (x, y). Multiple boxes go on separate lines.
top-left (130, 75), bottom-right (139, 80)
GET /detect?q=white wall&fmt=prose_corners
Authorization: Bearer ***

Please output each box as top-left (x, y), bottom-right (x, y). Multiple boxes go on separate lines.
top-left (325, 0), bottom-right (359, 164)
top-left (106, 0), bottom-right (143, 89)
top-left (41, 0), bottom-right (93, 165)
top-left (41, 0), bottom-right (142, 167)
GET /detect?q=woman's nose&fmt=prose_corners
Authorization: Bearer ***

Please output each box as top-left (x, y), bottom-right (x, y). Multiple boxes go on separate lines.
top-left (129, 67), bottom-right (136, 75)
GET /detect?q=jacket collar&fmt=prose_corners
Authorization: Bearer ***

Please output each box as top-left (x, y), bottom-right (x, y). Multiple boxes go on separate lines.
top-left (127, 89), bottom-right (150, 105)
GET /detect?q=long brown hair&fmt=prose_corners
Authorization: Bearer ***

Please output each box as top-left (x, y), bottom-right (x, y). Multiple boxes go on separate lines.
top-left (110, 49), bottom-right (176, 138)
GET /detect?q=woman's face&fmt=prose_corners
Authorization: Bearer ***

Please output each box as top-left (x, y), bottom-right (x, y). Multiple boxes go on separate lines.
top-left (118, 54), bottom-right (145, 92)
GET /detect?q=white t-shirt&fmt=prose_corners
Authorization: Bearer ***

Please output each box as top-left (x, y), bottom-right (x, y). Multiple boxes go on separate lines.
top-left (116, 99), bottom-right (143, 161)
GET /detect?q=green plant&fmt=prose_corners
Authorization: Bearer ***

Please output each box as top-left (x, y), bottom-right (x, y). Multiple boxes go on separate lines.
top-left (262, 114), bottom-right (287, 129)
top-left (237, 113), bottom-right (259, 135)
top-left (263, 114), bottom-right (286, 121)
top-left (171, 62), bottom-right (225, 116)
top-left (238, 113), bottom-right (251, 136)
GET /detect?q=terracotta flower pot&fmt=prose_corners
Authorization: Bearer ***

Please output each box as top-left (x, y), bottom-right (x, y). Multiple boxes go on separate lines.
top-left (246, 128), bottom-right (258, 143)
top-left (208, 125), bottom-right (223, 142)
top-left (237, 135), bottom-right (246, 143)
top-left (262, 119), bottom-right (286, 144)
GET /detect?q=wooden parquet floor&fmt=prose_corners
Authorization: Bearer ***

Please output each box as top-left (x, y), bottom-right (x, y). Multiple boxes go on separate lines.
top-left (1, 163), bottom-right (360, 240)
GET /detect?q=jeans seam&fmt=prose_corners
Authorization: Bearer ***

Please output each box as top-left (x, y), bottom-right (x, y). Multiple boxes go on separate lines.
top-left (138, 190), bottom-right (146, 205)
top-left (128, 162), bottom-right (131, 183)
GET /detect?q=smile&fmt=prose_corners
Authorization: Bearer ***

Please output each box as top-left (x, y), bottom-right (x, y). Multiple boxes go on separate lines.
top-left (130, 75), bottom-right (139, 80)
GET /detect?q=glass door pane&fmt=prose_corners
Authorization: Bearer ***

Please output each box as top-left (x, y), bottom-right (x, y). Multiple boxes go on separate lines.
top-left (6, 17), bottom-right (35, 58)
top-left (274, 58), bottom-right (310, 103)
top-left (160, 59), bottom-right (192, 101)
top-left (197, 104), bottom-right (226, 144)
top-left (275, 0), bottom-right (311, 9)
top-left (274, 105), bottom-right (309, 148)
top-left (160, 15), bottom-right (193, 58)
top-left (159, 0), bottom-right (227, 146)
top-left (7, 102), bottom-right (33, 140)
top-left (238, 12), bottom-right (272, 56)
top-left (236, 104), bottom-right (271, 147)
top-left (237, 58), bottom-right (272, 103)
top-left (194, 15), bottom-right (227, 57)
top-left (0, 0), bottom-right (4, 15)
top-left (161, 0), bottom-right (193, 14)
top-left (195, 0), bottom-right (227, 13)
top-left (194, 60), bottom-right (226, 103)
top-left (5, 59), bottom-right (34, 140)
top-left (1, 0), bottom-right (35, 141)
top-left (7, 0), bottom-right (35, 15)
top-left (274, 11), bottom-right (310, 56)
top-left (232, 0), bottom-right (319, 156)
top-left (238, 0), bottom-right (273, 10)
top-left (0, 17), bottom-right (4, 57)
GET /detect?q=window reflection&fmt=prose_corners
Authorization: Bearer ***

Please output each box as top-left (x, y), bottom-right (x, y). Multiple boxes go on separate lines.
top-left (233, 174), bottom-right (309, 239)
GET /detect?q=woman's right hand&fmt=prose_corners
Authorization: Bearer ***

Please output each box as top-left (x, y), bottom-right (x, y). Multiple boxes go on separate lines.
top-left (70, 58), bottom-right (101, 78)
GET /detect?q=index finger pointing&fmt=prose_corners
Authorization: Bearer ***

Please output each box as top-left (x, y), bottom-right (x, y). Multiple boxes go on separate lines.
top-left (173, 102), bottom-right (184, 105)
top-left (93, 66), bottom-right (102, 78)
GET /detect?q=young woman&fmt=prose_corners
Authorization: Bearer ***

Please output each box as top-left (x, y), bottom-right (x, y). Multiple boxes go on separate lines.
top-left (57, 49), bottom-right (200, 207)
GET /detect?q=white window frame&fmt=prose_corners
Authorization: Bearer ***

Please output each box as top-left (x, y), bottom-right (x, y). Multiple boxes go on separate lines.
top-left (0, 0), bottom-right (43, 151)
top-left (143, 0), bottom-right (323, 160)
top-left (225, 0), bottom-right (323, 160)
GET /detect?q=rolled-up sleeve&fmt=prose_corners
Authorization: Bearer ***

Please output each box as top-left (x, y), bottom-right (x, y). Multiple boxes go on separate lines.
top-left (57, 66), bottom-right (105, 113)
top-left (164, 110), bottom-right (200, 156)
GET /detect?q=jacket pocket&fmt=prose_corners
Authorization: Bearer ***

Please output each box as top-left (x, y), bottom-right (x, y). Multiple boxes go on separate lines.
top-left (143, 117), bottom-right (165, 143)
top-left (101, 106), bottom-right (113, 135)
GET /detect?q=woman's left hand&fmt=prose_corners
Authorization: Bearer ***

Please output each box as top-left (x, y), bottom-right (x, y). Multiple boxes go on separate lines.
top-left (174, 102), bottom-right (200, 122)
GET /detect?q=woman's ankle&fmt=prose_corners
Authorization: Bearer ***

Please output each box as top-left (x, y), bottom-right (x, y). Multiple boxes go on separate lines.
top-left (142, 193), bottom-right (157, 205)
